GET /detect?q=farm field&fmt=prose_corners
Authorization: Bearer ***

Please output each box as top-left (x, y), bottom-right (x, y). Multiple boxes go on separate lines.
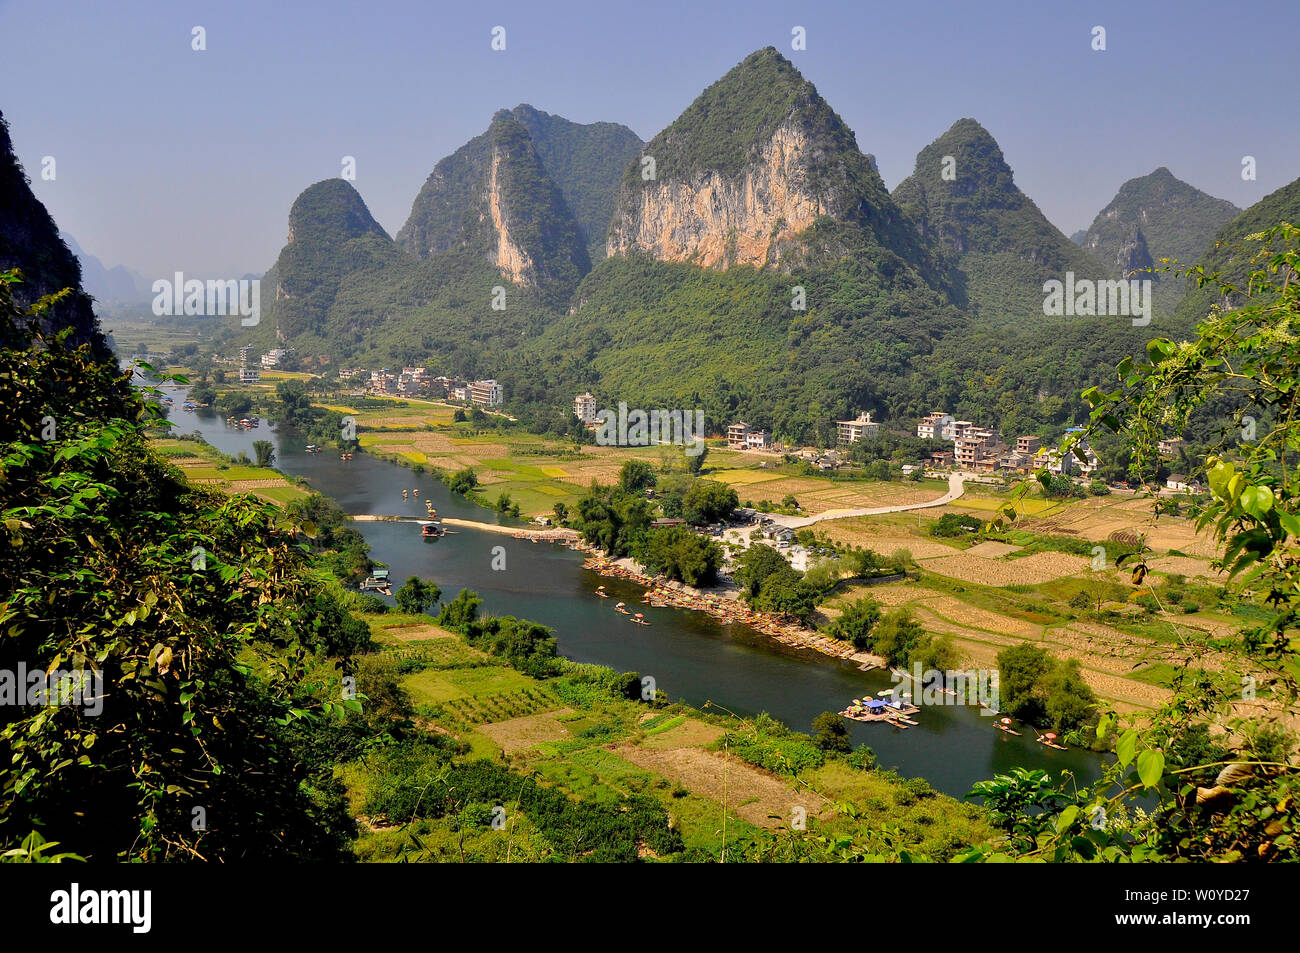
top-left (345, 613), bottom-right (994, 861)
top-left (150, 436), bottom-right (309, 505)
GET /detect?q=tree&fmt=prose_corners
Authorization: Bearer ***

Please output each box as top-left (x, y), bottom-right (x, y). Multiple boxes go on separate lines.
top-left (871, 609), bottom-right (927, 667)
top-left (682, 479), bottom-right (738, 525)
top-left (995, 643), bottom-right (1054, 724)
top-left (436, 589), bottom-right (482, 632)
top-left (812, 712), bottom-right (852, 754)
top-left (618, 460), bottom-right (657, 493)
top-left (0, 271), bottom-right (357, 860)
top-left (252, 439), bottom-right (275, 467)
top-left (754, 567), bottom-right (818, 623)
top-left (1040, 658), bottom-right (1097, 731)
top-left (734, 544), bottom-right (791, 600)
top-left (553, 502), bottom-right (569, 525)
top-left (825, 597), bottom-right (881, 649)
top-left (448, 467), bottom-right (478, 494)
top-left (684, 443), bottom-right (708, 475)
top-left (395, 576), bottom-right (441, 615)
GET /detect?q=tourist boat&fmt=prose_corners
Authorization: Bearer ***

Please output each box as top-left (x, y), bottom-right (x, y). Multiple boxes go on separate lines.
top-left (595, 586), bottom-right (609, 598)
top-left (402, 490), bottom-right (408, 499)
top-left (413, 489), bottom-right (419, 497)
top-left (995, 717), bottom-right (1021, 736)
top-left (614, 602), bottom-right (630, 615)
top-left (305, 444), bottom-right (321, 453)
top-left (421, 523), bottom-right (441, 539)
top-left (1036, 732), bottom-right (1068, 750)
top-left (630, 612), bottom-right (649, 626)
top-left (359, 569), bottom-right (392, 595)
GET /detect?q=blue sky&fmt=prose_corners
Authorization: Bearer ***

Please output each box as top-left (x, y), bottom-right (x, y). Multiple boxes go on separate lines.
top-left (2, 0), bottom-right (1295, 279)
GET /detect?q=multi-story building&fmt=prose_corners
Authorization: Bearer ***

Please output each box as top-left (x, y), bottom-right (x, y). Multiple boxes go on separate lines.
top-left (239, 366), bottom-right (260, 384)
top-left (837, 411), bottom-right (880, 444)
top-left (469, 379), bottom-right (503, 407)
top-left (573, 392), bottom-right (598, 424)
top-left (260, 347), bottom-right (292, 368)
top-left (917, 412), bottom-right (954, 441)
top-left (1158, 437), bottom-right (1185, 456)
top-left (954, 427), bottom-right (994, 469)
top-left (238, 345), bottom-right (256, 366)
top-left (727, 422), bottom-right (750, 450)
top-left (1016, 435), bottom-right (1042, 455)
top-left (745, 430), bottom-right (772, 450)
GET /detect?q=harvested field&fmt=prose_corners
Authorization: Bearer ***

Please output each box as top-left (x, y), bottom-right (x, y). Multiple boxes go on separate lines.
top-left (920, 551), bottom-right (1090, 585)
top-left (965, 541), bottom-right (1023, 558)
top-left (612, 744), bottom-right (815, 829)
top-left (479, 709), bottom-right (575, 753)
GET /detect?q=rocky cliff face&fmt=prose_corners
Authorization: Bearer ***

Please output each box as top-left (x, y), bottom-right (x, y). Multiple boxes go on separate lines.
top-left (0, 111), bottom-right (109, 356)
top-left (397, 113), bottom-right (591, 298)
top-left (605, 48), bottom-right (926, 275)
top-left (608, 119), bottom-right (829, 269)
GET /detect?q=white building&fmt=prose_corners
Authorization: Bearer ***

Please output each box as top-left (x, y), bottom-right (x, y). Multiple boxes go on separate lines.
top-left (837, 411), bottom-right (880, 444)
top-left (261, 348), bottom-right (291, 368)
top-left (239, 366), bottom-right (260, 384)
top-left (469, 379), bottom-right (503, 407)
top-left (917, 412), bottom-right (955, 441)
top-left (573, 392), bottom-right (598, 424)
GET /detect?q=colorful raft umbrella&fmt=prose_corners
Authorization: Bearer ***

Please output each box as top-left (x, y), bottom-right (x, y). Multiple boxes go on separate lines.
top-left (1045, 732), bottom-right (1057, 740)
top-left (1000, 717), bottom-right (1012, 725)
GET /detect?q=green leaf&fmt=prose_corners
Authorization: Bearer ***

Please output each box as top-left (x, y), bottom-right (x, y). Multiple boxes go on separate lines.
top-left (1056, 805), bottom-right (1079, 832)
top-left (1116, 729), bottom-right (1137, 768)
top-left (1137, 749), bottom-right (1165, 789)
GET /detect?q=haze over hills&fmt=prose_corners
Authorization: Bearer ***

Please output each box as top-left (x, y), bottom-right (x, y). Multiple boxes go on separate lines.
top-left (58, 231), bottom-right (150, 305)
top-left (1075, 167), bottom-right (1240, 311)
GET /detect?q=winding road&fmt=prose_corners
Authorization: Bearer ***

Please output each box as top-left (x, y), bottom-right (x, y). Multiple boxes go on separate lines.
top-left (765, 472), bottom-right (967, 529)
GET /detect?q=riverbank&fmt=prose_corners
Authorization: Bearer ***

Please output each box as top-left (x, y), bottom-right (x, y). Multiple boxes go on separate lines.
top-left (572, 542), bottom-right (883, 668)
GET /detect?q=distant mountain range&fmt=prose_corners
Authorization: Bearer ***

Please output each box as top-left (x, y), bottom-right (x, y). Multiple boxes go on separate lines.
top-left (57, 231), bottom-right (151, 305)
top-left (209, 49), bottom-right (1294, 443)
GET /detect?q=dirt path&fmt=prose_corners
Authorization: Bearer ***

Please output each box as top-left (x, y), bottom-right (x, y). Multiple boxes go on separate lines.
top-left (767, 473), bottom-right (966, 528)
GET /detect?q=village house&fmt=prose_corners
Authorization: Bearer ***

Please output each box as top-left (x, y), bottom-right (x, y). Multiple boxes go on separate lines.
top-left (745, 429), bottom-right (772, 450)
top-left (953, 427), bottom-right (994, 468)
top-left (1166, 473), bottom-right (1204, 494)
top-left (1016, 435), bottom-right (1042, 454)
top-left (837, 411), bottom-right (880, 444)
top-left (573, 392), bottom-right (597, 424)
top-left (239, 366), bottom-right (260, 384)
top-left (727, 421), bottom-right (751, 451)
top-left (469, 379), bottom-right (504, 408)
top-left (1158, 436), bottom-right (1185, 456)
top-left (260, 347), bottom-right (293, 368)
top-left (917, 412), bottom-right (955, 441)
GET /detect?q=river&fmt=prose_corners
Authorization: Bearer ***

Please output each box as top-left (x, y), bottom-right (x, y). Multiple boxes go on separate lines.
top-left (153, 381), bottom-right (1108, 798)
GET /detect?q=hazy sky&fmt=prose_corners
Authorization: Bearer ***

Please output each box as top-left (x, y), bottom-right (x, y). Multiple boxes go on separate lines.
top-left (2, 0), bottom-right (1295, 279)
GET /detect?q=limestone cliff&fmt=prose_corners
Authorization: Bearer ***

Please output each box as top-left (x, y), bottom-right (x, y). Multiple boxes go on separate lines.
top-left (606, 48), bottom-right (929, 275)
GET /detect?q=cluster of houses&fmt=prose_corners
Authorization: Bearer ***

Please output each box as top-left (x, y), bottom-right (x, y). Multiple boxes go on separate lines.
top-left (723, 412), bottom-right (880, 454)
top-left (915, 412), bottom-right (1101, 477)
top-left (340, 367), bottom-right (503, 407)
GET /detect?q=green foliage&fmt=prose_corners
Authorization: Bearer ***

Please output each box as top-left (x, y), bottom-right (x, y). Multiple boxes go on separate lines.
top-left (811, 712), bottom-right (852, 754)
top-left (635, 525), bottom-right (723, 587)
top-left (0, 273), bottom-right (358, 860)
top-left (824, 596), bottom-right (881, 649)
top-left (394, 576), bottom-right (441, 615)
